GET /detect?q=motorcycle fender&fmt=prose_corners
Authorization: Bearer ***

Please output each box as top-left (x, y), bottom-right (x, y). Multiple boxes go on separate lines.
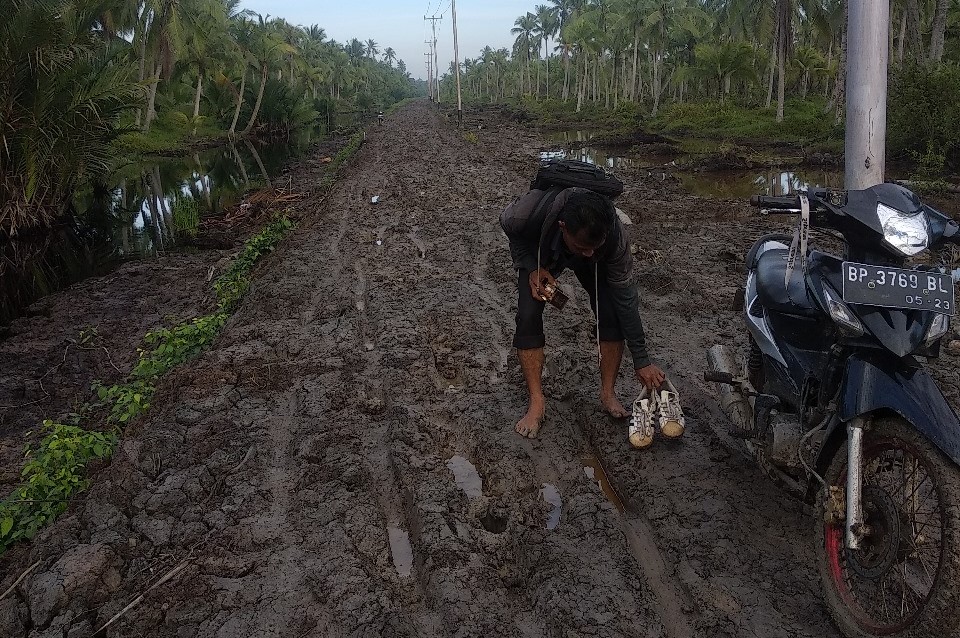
top-left (837, 354), bottom-right (960, 467)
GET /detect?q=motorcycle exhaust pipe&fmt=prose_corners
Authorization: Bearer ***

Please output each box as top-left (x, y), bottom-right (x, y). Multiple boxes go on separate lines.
top-left (706, 345), bottom-right (754, 434)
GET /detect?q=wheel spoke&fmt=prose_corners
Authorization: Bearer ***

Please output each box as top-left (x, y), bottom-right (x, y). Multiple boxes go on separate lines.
top-left (832, 435), bottom-right (949, 632)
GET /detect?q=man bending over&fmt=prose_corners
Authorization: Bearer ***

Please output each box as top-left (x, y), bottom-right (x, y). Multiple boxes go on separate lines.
top-left (500, 187), bottom-right (665, 438)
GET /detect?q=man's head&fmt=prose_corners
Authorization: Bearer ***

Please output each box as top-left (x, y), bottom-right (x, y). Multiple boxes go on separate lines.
top-left (558, 189), bottom-right (615, 259)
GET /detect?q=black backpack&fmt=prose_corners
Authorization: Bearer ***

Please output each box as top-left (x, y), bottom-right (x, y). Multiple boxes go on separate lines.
top-left (530, 158), bottom-right (624, 199)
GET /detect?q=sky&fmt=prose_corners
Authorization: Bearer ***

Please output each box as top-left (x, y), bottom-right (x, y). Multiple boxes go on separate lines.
top-left (238, 0), bottom-right (524, 81)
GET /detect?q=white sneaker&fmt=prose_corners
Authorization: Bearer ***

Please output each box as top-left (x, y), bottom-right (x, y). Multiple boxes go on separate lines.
top-left (629, 387), bottom-right (657, 449)
top-left (657, 379), bottom-right (685, 439)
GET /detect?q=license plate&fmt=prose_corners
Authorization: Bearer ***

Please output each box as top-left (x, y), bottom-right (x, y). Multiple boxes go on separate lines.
top-left (842, 262), bottom-right (955, 314)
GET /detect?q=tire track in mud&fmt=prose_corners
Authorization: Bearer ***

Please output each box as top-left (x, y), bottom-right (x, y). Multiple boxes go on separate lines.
top-left (0, 101), bottom-right (845, 637)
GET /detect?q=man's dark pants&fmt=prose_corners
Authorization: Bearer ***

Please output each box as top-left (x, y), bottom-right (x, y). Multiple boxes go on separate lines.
top-left (513, 263), bottom-right (624, 350)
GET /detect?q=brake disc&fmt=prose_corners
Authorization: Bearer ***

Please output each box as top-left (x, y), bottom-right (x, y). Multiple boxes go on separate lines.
top-left (847, 486), bottom-right (902, 580)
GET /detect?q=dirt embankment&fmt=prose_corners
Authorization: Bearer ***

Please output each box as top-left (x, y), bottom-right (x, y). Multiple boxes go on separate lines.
top-left (3, 99), bottom-right (958, 638)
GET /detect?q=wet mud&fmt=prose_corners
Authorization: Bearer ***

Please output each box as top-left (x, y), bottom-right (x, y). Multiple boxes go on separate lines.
top-left (2, 99), bottom-right (958, 637)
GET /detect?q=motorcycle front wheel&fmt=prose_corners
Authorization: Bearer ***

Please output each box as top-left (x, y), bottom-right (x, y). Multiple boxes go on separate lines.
top-left (814, 416), bottom-right (960, 637)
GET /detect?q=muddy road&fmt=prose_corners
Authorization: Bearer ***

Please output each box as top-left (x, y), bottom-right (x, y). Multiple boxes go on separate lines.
top-left (9, 98), bottom-right (956, 637)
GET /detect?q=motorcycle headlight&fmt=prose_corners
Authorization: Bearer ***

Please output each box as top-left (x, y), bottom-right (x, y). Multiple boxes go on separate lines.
top-left (822, 285), bottom-right (865, 336)
top-left (925, 312), bottom-right (950, 347)
top-left (877, 203), bottom-right (929, 257)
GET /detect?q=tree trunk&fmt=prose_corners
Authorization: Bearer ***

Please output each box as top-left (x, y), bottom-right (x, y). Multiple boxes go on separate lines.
top-left (142, 61), bottom-right (163, 133)
top-left (776, 41), bottom-right (786, 122)
top-left (652, 50), bottom-right (662, 116)
top-left (563, 47), bottom-right (571, 101)
top-left (535, 48), bottom-right (541, 98)
top-left (930, 0), bottom-right (949, 63)
top-left (134, 16), bottom-right (148, 127)
top-left (826, 4), bottom-right (847, 125)
top-left (545, 38), bottom-right (550, 99)
top-left (229, 69), bottom-right (247, 135)
top-left (631, 32), bottom-right (640, 101)
top-left (897, 10), bottom-right (907, 65)
top-left (576, 52), bottom-right (585, 112)
top-left (192, 73), bottom-right (203, 134)
top-left (825, 41), bottom-right (833, 98)
top-left (765, 50), bottom-right (775, 108)
top-left (905, 0), bottom-right (923, 60)
top-left (243, 64), bottom-right (268, 135)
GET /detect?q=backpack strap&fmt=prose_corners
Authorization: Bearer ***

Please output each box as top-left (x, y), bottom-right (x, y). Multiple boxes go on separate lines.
top-left (524, 187), bottom-right (563, 272)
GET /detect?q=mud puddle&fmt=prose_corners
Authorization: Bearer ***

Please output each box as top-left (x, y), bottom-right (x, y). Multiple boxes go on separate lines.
top-left (583, 454), bottom-right (626, 512)
top-left (540, 483), bottom-right (562, 530)
top-left (387, 524), bottom-right (414, 577)
top-left (446, 454), bottom-right (483, 499)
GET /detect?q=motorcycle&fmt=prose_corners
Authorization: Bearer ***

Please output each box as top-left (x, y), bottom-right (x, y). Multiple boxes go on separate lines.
top-left (704, 183), bottom-right (960, 637)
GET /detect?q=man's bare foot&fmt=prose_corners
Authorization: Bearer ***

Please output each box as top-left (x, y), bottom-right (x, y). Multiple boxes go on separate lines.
top-left (515, 399), bottom-right (546, 438)
top-left (601, 394), bottom-right (629, 419)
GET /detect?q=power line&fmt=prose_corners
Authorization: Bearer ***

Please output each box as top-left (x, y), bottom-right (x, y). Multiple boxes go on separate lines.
top-left (434, 0), bottom-right (451, 18)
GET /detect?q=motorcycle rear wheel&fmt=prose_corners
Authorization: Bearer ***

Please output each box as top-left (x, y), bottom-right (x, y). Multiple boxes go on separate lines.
top-left (814, 416), bottom-right (960, 637)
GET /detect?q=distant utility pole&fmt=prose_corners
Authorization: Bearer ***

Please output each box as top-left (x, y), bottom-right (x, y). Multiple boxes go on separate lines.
top-left (845, 0), bottom-right (889, 189)
top-left (425, 15), bottom-right (442, 103)
top-left (451, 0), bottom-right (463, 126)
top-left (424, 42), bottom-right (433, 102)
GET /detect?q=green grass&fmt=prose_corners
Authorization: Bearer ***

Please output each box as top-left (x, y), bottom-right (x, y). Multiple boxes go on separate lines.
top-left (650, 98), bottom-right (843, 148)
top-left (650, 100), bottom-right (843, 144)
top-left (0, 215), bottom-right (294, 554)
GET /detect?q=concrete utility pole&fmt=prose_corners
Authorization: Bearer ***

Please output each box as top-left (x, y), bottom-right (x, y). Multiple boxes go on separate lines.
top-left (425, 16), bottom-right (442, 103)
top-left (451, 0), bottom-right (463, 126)
top-left (424, 41), bottom-right (434, 102)
top-left (845, 0), bottom-right (890, 189)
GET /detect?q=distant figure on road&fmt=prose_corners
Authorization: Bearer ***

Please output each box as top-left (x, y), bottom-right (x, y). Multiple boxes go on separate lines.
top-left (500, 187), bottom-right (665, 439)
top-left (377, 110), bottom-right (384, 125)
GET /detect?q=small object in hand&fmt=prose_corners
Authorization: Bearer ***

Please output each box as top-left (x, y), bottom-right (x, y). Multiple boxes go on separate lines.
top-left (542, 283), bottom-right (569, 310)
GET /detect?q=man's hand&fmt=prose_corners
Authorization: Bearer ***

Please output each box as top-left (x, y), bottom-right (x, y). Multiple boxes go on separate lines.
top-left (635, 364), bottom-right (666, 390)
top-left (528, 268), bottom-right (557, 302)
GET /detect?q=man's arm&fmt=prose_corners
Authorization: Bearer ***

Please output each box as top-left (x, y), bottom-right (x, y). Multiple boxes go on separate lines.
top-left (500, 190), bottom-right (546, 272)
top-left (604, 222), bottom-right (654, 370)
top-left (608, 284), bottom-right (651, 368)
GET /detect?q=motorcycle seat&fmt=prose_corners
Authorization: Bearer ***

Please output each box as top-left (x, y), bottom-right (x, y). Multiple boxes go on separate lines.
top-left (755, 249), bottom-right (819, 317)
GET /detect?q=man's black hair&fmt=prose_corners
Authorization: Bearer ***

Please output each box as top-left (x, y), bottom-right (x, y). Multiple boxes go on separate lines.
top-left (559, 189), bottom-right (615, 244)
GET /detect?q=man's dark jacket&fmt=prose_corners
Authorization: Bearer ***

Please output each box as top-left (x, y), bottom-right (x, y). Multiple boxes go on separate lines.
top-left (500, 187), bottom-right (651, 368)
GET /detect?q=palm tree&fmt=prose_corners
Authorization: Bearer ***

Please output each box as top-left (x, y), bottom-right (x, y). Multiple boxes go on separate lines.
top-left (1, 0), bottom-right (141, 234)
top-left (366, 38), bottom-right (379, 59)
top-left (181, 0), bottom-right (229, 132)
top-left (772, 0), bottom-right (793, 122)
top-left (792, 45), bottom-right (826, 98)
top-left (383, 47), bottom-right (396, 67)
top-left (242, 15), bottom-right (293, 134)
top-left (306, 24), bottom-right (326, 43)
top-left (141, 0), bottom-right (187, 133)
top-left (534, 4), bottom-right (559, 98)
top-left (512, 12), bottom-right (538, 95)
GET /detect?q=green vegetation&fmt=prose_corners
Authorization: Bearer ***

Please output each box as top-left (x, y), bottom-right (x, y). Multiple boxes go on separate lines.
top-left (319, 132), bottom-right (365, 191)
top-left (215, 216), bottom-right (295, 311)
top-left (0, 215), bottom-right (294, 553)
top-left (444, 1), bottom-right (960, 170)
top-left (888, 63), bottom-right (960, 170)
top-left (1, 0), bottom-right (420, 237)
top-left (651, 98), bottom-right (841, 146)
